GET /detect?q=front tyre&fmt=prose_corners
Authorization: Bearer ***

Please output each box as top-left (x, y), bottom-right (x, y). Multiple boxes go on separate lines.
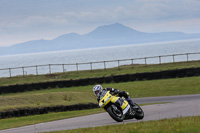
top-left (133, 103), bottom-right (144, 120)
top-left (107, 105), bottom-right (124, 122)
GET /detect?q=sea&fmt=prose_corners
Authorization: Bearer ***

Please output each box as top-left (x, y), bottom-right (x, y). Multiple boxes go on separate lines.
top-left (0, 39), bottom-right (200, 77)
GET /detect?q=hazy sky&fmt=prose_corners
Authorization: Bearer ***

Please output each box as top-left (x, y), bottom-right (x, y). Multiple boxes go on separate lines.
top-left (0, 0), bottom-right (200, 46)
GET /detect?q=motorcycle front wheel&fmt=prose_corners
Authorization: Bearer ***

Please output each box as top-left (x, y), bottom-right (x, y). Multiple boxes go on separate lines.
top-left (133, 103), bottom-right (144, 120)
top-left (107, 105), bottom-right (124, 122)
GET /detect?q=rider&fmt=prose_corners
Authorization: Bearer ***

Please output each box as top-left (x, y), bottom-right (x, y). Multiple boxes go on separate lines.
top-left (93, 84), bottom-right (134, 107)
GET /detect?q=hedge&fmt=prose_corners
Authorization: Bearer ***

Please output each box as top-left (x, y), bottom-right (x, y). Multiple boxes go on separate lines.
top-left (0, 103), bottom-right (98, 119)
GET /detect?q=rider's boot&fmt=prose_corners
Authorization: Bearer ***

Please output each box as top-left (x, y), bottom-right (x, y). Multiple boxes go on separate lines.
top-left (126, 96), bottom-right (134, 107)
top-left (126, 96), bottom-right (139, 111)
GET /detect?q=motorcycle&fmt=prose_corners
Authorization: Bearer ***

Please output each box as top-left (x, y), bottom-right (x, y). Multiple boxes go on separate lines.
top-left (99, 90), bottom-right (144, 122)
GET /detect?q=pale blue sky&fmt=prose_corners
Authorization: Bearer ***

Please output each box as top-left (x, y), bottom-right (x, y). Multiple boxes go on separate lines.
top-left (0, 0), bottom-right (200, 46)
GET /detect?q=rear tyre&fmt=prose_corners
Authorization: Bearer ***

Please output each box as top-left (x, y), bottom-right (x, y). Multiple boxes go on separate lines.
top-left (133, 103), bottom-right (144, 120)
top-left (107, 105), bottom-right (124, 122)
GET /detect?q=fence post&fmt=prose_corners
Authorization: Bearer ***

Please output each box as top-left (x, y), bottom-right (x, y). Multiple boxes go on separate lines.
top-left (49, 64), bottom-right (51, 74)
top-left (131, 59), bottom-right (134, 68)
top-left (22, 67), bottom-right (25, 76)
top-left (118, 60), bottom-right (120, 69)
top-left (90, 62), bottom-right (93, 71)
top-left (144, 58), bottom-right (147, 65)
top-left (172, 55), bottom-right (175, 63)
top-left (159, 56), bottom-right (161, 64)
top-left (76, 63), bottom-right (78, 71)
top-left (9, 68), bottom-right (12, 77)
top-left (187, 53), bottom-right (189, 61)
top-left (104, 61), bottom-right (106, 70)
top-left (62, 64), bottom-right (65, 72)
top-left (36, 66), bottom-right (38, 75)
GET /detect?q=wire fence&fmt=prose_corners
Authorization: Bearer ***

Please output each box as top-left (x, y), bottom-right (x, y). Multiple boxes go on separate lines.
top-left (0, 52), bottom-right (200, 78)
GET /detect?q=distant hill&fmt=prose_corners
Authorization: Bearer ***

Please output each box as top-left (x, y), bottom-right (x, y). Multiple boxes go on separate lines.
top-left (1, 23), bottom-right (200, 56)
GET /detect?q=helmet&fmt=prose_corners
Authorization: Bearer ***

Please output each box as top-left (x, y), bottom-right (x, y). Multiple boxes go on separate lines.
top-left (93, 85), bottom-right (103, 97)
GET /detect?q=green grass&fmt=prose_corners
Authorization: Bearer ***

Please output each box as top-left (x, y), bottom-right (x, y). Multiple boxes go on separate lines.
top-left (1, 60), bottom-right (200, 86)
top-left (0, 108), bottom-right (104, 130)
top-left (0, 92), bottom-right (96, 111)
top-left (1, 76), bottom-right (200, 111)
top-left (45, 116), bottom-right (200, 133)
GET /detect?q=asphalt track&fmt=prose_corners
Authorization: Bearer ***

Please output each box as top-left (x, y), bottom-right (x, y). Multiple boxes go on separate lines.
top-left (1, 94), bottom-right (200, 133)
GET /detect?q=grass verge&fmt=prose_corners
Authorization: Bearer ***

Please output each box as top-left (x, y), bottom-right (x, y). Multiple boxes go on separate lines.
top-left (1, 76), bottom-right (200, 111)
top-left (45, 116), bottom-right (200, 133)
top-left (0, 108), bottom-right (104, 130)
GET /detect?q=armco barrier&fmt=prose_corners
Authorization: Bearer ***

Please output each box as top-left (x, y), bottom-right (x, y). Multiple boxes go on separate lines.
top-left (1, 67), bottom-right (200, 94)
top-left (0, 103), bottom-right (98, 119)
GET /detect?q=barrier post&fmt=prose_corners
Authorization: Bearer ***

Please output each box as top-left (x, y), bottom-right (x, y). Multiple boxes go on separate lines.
top-left (159, 56), bottom-right (161, 64)
top-left (9, 68), bottom-right (11, 77)
top-left (76, 63), bottom-right (78, 71)
top-left (118, 60), bottom-right (120, 69)
top-left (49, 64), bottom-right (51, 74)
top-left (22, 67), bottom-right (25, 76)
top-left (62, 64), bottom-right (65, 72)
top-left (131, 59), bottom-right (134, 68)
top-left (36, 66), bottom-right (38, 75)
top-left (90, 62), bottom-right (93, 71)
top-left (145, 58), bottom-right (147, 65)
top-left (104, 61), bottom-right (106, 70)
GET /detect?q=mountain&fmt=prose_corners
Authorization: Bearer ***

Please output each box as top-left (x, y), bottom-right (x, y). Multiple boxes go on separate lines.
top-left (1, 23), bottom-right (200, 56)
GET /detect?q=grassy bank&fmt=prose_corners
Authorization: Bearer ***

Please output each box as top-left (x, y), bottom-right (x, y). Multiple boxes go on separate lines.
top-left (0, 108), bottom-right (104, 130)
top-left (1, 76), bottom-right (200, 111)
top-left (46, 116), bottom-right (200, 133)
top-left (0, 60), bottom-right (200, 86)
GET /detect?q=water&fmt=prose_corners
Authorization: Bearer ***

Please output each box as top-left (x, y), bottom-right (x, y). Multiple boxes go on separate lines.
top-left (0, 39), bottom-right (200, 77)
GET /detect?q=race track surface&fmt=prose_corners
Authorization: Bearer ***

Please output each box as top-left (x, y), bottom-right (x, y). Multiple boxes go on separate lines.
top-left (1, 94), bottom-right (200, 133)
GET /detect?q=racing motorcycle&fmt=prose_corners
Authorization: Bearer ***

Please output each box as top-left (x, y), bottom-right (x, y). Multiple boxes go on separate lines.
top-left (99, 90), bottom-right (144, 122)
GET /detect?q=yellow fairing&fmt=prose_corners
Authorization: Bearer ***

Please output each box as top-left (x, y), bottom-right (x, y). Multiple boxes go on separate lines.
top-left (111, 96), bottom-right (128, 109)
top-left (121, 100), bottom-right (128, 110)
top-left (99, 91), bottom-right (129, 110)
top-left (99, 91), bottom-right (112, 108)
top-left (111, 97), bottom-right (119, 103)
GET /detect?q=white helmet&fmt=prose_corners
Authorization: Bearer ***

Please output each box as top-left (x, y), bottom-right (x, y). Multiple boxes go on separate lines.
top-left (93, 85), bottom-right (103, 97)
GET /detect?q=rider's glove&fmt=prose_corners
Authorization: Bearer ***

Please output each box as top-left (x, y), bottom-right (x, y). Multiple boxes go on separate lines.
top-left (113, 89), bottom-right (120, 94)
top-left (119, 91), bottom-right (129, 98)
top-left (126, 92), bottom-right (129, 96)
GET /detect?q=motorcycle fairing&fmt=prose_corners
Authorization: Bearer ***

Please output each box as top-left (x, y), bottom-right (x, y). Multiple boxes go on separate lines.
top-left (99, 91), bottom-right (112, 108)
top-left (99, 91), bottom-right (130, 115)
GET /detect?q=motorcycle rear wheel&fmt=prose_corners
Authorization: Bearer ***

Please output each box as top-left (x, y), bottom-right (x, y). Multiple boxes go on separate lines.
top-left (107, 105), bottom-right (124, 122)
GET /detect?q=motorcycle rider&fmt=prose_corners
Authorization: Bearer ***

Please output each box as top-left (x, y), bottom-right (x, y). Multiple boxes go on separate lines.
top-left (93, 84), bottom-right (135, 107)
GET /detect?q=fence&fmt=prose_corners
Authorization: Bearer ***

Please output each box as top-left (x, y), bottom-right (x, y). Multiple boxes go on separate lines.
top-left (0, 52), bottom-right (200, 78)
